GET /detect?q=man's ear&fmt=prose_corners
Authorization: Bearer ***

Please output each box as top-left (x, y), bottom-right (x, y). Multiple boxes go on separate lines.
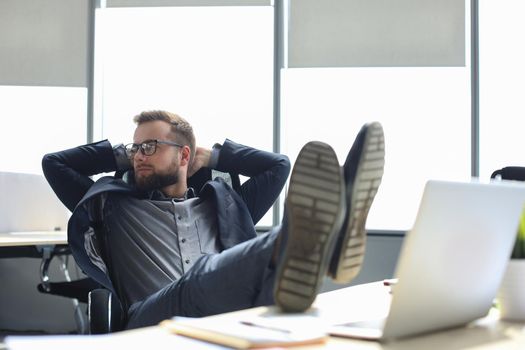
top-left (180, 145), bottom-right (191, 166)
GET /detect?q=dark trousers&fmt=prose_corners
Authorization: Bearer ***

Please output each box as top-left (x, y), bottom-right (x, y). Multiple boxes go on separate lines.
top-left (125, 228), bottom-right (279, 329)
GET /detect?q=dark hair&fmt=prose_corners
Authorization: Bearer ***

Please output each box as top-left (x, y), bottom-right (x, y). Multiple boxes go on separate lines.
top-left (133, 110), bottom-right (196, 165)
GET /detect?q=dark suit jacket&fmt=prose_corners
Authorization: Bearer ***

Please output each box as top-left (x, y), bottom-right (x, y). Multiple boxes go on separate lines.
top-left (42, 139), bottom-right (290, 299)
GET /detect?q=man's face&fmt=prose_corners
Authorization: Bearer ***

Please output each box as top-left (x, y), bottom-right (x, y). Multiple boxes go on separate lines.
top-left (131, 121), bottom-right (181, 192)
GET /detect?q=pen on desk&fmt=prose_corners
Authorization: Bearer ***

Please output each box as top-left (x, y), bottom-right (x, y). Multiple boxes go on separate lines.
top-left (240, 320), bottom-right (292, 334)
top-left (383, 278), bottom-right (398, 286)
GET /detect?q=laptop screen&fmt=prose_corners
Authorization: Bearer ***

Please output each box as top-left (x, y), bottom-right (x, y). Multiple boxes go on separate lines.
top-left (383, 180), bottom-right (525, 339)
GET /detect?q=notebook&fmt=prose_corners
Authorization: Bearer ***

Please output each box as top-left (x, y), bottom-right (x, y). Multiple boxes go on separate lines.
top-left (329, 179), bottom-right (525, 341)
top-left (160, 316), bottom-right (328, 349)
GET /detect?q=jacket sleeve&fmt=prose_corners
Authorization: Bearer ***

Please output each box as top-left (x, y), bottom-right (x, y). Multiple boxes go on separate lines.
top-left (42, 140), bottom-right (123, 212)
top-left (213, 139), bottom-right (291, 225)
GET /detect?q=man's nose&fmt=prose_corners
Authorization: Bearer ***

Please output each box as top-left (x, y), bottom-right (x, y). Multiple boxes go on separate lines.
top-left (134, 150), bottom-right (147, 162)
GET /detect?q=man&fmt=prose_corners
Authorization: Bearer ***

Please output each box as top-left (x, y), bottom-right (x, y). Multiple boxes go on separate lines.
top-left (43, 110), bottom-right (385, 329)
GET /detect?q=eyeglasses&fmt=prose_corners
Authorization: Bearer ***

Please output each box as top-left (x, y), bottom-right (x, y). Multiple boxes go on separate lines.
top-left (125, 139), bottom-right (184, 158)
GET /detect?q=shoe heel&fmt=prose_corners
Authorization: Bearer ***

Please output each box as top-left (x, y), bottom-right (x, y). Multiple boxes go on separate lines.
top-left (332, 122), bottom-right (385, 283)
top-left (274, 141), bottom-right (344, 312)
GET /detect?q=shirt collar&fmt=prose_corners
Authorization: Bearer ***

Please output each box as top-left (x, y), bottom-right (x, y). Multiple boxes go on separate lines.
top-left (148, 187), bottom-right (196, 201)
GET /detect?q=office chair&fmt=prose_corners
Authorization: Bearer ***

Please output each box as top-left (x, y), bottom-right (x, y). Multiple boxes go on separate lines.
top-left (36, 247), bottom-right (98, 334)
top-left (491, 166), bottom-right (525, 182)
top-left (87, 167), bottom-right (241, 333)
top-left (36, 167), bottom-right (241, 333)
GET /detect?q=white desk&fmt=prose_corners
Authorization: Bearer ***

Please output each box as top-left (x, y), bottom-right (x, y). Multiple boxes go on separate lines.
top-left (0, 230), bottom-right (69, 283)
top-left (4, 282), bottom-right (525, 349)
top-left (0, 231), bottom-right (67, 247)
top-left (162, 282), bottom-right (525, 349)
top-left (0, 230), bottom-right (77, 334)
top-left (313, 282), bottom-right (525, 348)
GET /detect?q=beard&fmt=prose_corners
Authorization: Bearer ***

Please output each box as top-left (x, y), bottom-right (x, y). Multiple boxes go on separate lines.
top-left (135, 164), bottom-right (180, 192)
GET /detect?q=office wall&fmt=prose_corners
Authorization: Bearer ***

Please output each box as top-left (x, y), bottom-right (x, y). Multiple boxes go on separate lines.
top-left (322, 234), bottom-right (404, 292)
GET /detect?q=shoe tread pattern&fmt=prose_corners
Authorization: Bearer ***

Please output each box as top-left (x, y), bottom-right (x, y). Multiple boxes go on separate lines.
top-left (333, 122), bottom-right (385, 283)
top-left (275, 141), bottom-right (344, 312)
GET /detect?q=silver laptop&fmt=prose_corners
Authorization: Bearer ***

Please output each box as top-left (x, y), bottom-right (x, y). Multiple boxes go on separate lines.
top-left (330, 179), bottom-right (525, 341)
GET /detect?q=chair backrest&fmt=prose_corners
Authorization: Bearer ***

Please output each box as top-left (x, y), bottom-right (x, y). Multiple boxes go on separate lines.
top-left (491, 166), bottom-right (525, 181)
top-left (117, 168), bottom-right (241, 195)
top-left (188, 168), bottom-right (241, 195)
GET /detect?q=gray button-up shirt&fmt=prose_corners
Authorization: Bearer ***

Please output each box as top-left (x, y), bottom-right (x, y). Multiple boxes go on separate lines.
top-left (102, 190), bottom-right (220, 309)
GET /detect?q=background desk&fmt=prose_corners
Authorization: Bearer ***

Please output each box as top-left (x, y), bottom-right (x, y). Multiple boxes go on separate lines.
top-left (0, 231), bottom-right (68, 273)
top-left (0, 230), bottom-right (68, 283)
top-left (0, 230), bottom-right (81, 334)
top-left (0, 231), bottom-right (68, 259)
top-left (0, 231), bottom-right (67, 248)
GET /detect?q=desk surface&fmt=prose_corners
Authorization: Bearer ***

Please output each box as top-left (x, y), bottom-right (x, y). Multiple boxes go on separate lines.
top-left (4, 282), bottom-right (525, 349)
top-left (0, 231), bottom-right (67, 247)
top-left (157, 282), bottom-right (525, 349)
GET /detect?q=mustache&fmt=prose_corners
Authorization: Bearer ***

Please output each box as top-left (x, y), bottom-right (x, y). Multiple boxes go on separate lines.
top-left (135, 165), bottom-right (154, 171)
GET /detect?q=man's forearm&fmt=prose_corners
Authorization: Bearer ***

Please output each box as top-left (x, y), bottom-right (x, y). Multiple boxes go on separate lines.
top-left (214, 139), bottom-right (288, 177)
top-left (42, 140), bottom-right (121, 212)
top-left (213, 139), bottom-right (291, 224)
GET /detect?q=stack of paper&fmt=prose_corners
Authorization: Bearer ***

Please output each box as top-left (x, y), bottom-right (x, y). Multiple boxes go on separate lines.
top-left (161, 315), bottom-right (328, 349)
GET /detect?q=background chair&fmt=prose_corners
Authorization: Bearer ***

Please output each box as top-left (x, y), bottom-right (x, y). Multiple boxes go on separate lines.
top-left (491, 167), bottom-right (525, 182)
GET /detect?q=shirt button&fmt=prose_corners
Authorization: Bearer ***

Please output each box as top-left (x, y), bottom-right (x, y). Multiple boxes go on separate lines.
top-left (185, 259), bottom-right (190, 264)
top-left (181, 238), bottom-right (186, 243)
top-left (178, 215), bottom-right (182, 220)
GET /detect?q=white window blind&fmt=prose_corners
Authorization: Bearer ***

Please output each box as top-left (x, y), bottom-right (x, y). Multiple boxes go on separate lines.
top-left (0, 0), bottom-right (90, 87)
top-left (287, 0), bottom-right (465, 67)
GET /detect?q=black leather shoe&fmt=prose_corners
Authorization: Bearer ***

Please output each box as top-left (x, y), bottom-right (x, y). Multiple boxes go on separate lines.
top-left (328, 122), bottom-right (385, 283)
top-left (274, 141), bottom-right (344, 312)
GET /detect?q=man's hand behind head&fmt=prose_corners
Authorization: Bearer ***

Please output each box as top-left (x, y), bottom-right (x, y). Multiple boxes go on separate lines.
top-left (187, 147), bottom-right (211, 178)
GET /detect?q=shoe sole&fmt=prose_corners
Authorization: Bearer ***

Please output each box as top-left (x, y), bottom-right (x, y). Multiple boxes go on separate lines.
top-left (274, 141), bottom-right (344, 312)
top-left (331, 122), bottom-right (385, 284)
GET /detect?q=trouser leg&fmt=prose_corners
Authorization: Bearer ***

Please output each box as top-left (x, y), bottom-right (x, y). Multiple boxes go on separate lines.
top-left (125, 227), bottom-right (280, 329)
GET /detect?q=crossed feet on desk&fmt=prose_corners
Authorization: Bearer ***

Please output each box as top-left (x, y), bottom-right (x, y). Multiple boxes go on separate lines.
top-left (274, 122), bottom-right (385, 312)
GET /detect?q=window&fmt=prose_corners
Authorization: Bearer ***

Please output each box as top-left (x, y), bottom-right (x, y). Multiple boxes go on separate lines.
top-left (0, 86), bottom-right (87, 174)
top-left (281, 68), bottom-right (471, 231)
top-left (95, 6), bottom-right (274, 224)
top-left (479, 0), bottom-right (525, 179)
top-left (94, 3), bottom-right (475, 231)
